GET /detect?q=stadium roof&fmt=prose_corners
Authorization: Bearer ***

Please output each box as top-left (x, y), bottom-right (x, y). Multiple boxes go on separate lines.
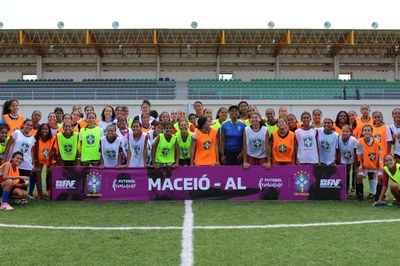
top-left (0, 28), bottom-right (399, 58)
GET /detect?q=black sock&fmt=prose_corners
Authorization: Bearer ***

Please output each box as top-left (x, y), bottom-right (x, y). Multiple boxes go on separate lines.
top-left (356, 183), bottom-right (364, 200)
top-left (375, 184), bottom-right (383, 201)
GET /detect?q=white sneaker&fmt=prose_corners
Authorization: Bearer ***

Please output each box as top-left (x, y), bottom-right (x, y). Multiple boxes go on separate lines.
top-left (1, 202), bottom-right (14, 210)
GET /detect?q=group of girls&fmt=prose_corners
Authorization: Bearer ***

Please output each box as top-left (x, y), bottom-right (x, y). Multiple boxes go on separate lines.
top-left (2, 97), bottom-right (400, 207)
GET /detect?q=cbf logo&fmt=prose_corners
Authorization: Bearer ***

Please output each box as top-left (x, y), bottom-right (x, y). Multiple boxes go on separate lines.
top-left (134, 145), bottom-right (141, 156)
top-left (86, 134), bottom-right (95, 145)
top-left (253, 137), bottom-right (262, 149)
top-left (107, 148), bottom-right (116, 159)
top-left (294, 171), bottom-right (310, 193)
top-left (374, 134), bottom-right (381, 141)
top-left (86, 172), bottom-right (102, 196)
top-left (203, 140), bottom-right (211, 150)
top-left (368, 152), bottom-right (376, 161)
top-left (343, 150), bottom-right (352, 160)
top-left (279, 144), bottom-right (287, 153)
top-left (181, 147), bottom-right (188, 157)
top-left (42, 148), bottom-right (49, 159)
top-left (162, 148), bottom-right (169, 156)
top-left (321, 140), bottom-right (329, 151)
top-left (20, 142), bottom-right (30, 153)
top-left (64, 144), bottom-right (72, 153)
top-left (303, 136), bottom-right (313, 149)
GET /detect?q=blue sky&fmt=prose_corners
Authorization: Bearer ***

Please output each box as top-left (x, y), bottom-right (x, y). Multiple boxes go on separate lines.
top-left (0, 0), bottom-right (398, 29)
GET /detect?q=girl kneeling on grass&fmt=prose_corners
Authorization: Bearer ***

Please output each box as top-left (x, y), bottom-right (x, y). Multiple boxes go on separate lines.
top-left (2, 119), bottom-right (36, 197)
top-left (0, 152), bottom-right (29, 210)
top-left (374, 154), bottom-right (400, 206)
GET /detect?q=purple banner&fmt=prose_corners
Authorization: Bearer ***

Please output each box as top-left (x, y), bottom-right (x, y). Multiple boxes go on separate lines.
top-left (52, 165), bottom-right (346, 201)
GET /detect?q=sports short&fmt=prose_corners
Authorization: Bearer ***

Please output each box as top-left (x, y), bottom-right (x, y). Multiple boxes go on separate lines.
top-left (358, 169), bottom-right (382, 177)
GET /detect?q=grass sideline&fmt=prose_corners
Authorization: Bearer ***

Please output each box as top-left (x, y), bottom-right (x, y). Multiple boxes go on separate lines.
top-left (0, 199), bottom-right (399, 265)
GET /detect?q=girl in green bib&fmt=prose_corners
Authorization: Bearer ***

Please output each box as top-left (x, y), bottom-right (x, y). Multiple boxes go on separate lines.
top-left (79, 112), bottom-right (103, 166)
top-left (176, 120), bottom-right (193, 166)
top-left (57, 121), bottom-right (79, 166)
top-left (375, 154), bottom-right (400, 205)
top-left (151, 121), bottom-right (179, 168)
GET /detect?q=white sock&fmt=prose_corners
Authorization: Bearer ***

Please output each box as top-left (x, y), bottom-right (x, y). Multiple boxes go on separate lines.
top-left (369, 177), bottom-right (377, 194)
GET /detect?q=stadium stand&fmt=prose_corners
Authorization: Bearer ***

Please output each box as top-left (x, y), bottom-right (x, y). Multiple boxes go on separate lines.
top-left (188, 79), bottom-right (400, 100)
top-left (0, 79), bottom-right (176, 100)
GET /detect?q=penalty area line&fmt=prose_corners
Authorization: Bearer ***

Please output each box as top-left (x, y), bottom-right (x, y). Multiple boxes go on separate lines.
top-left (0, 218), bottom-right (400, 231)
top-left (194, 218), bottom-right (400, 229)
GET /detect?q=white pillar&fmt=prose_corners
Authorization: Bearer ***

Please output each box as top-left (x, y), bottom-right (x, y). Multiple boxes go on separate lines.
top-left (334, 56), bottom-right (339, 79)
top-left (275, 56), bottom-right (280, 79)
top-left (216, 55), bottom-right (220, 79)
top-left (96, 56), bottom-right (101, 79)
top-left (36, 56), bottom-right (43, 79)
top-left (395, 57), bottom-right (398, 80)
top-left (157, 55), bottom-right (161, 80)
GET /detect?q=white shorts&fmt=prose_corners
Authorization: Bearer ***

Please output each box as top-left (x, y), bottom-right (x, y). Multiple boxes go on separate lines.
top-left (358, 169), bottom-right (382, 177)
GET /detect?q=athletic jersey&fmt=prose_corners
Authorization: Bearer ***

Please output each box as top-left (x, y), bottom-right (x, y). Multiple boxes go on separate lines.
top-left (373, 124), bottom-right (392, 158)
top-left (57, 132), bottom-right (79, 161)
top-left (245, 126), bottom-right (268, 159)
top-left (271, 130), bottom-right (295, 163)
top-left (116, 128), bottom-right (131, 158)
top-left (353, 117), bottom-right (373, 139)
top-left (333, 124), bottom-right (344, 136)
top-left (3, 114), bottom-right (24, 137)
top-left (221, 120), bottom-right (246, 152)
top-left (210, 119), bottom-right (225, 131)
top-left (100, 136), bottom-right (123, 167)
top-left (192, 128), bottom-right (218, 166)
top-left (37, 135), bottom-right (58, 165)
top-left (390, 123), bottom-right (400, 156)
top-left (317, 129), bottom-right (339, 165)
top-left (0, 136), bottom-right (10, 162)
top-left (0, 162), bottom-right (19, 184)
top-left (141, 125), bottom-right (154, 133)
top-left (265, 122), bottom-right (278, 137)
top-left (49, 125), bottom-right (59, 136)
top-left (176, 131), bottom-right (193, 160)
top-left (356, 137), bottom-right (381, 169)
top-left (155, 134), bottom-right (177, 164)
top-left (146, 129), bottom-right (159, 164)
top-left (98, 120), bottom-right (115, 134)
top-left (295, 127), bottom-right (319, 164)
top-left (127, 118), bottom-right (134, 129)
top-left (383, 164), bottom-right (400, 186)
top-left (79, 126), bottom-right (103, 162)
top-left (338, 136), bottom-right (358, 164)
top-left (9, 130), bottom-right (36, 171)
top-left (128, 132), bottom-right (147, 167)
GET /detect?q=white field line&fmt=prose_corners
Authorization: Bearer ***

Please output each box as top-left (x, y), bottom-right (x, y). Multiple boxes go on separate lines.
top-left (0, 218), bottom-right (400, 231)
top-left (180, 200), bottom-right (194, 266)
